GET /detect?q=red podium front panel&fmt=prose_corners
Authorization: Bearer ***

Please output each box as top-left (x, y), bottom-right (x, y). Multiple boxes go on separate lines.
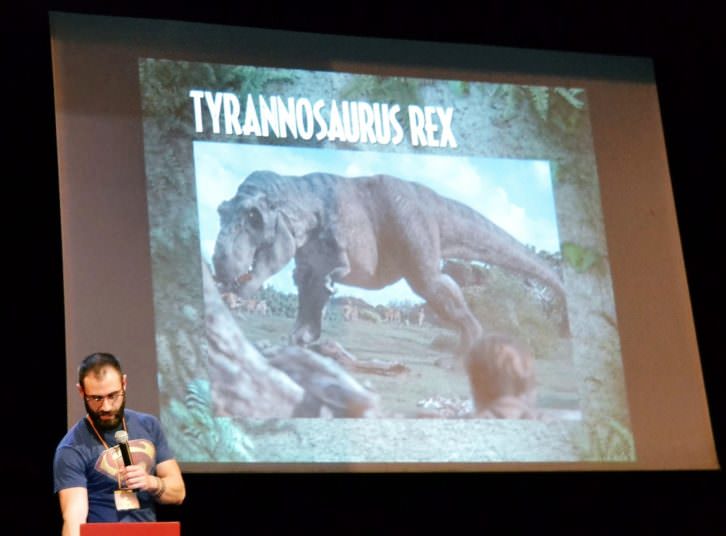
top-left (80, 521), bottom-right (180, 535)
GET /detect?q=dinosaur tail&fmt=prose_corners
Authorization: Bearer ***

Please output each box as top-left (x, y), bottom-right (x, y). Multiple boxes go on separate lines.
top-left (439, 198), bottom-right (566, 302)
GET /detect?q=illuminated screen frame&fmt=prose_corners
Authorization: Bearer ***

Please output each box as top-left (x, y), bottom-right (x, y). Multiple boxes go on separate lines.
top-left (50, 11), bottom-right (716, 472)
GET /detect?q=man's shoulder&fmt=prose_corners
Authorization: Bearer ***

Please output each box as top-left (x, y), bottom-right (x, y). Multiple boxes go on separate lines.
top-left (54, 418), bottom-right (97, 476)
top-left (56, 417), bottom-right (92, 450)
top-left (125, 408), bottom-right (163, 435)
top-left (125, 409), bottom-right (174, 460)
top-left (125, 408), bottom-right (160, 423)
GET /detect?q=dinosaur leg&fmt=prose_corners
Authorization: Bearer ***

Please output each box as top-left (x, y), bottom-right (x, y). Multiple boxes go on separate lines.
top-left (291, 266), bottom-right (330, 345)
top-left (291, 241), bottom-right (352, 344)
top-left (408, 272), bottom-right (483, 354)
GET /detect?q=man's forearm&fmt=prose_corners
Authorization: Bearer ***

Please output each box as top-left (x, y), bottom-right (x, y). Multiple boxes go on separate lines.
top-left (152, 474), bottom-right (185, 504)
top-left (59, 487), bottom-right (87, 536)
top-left (62, 520), bottom-right (80, 536)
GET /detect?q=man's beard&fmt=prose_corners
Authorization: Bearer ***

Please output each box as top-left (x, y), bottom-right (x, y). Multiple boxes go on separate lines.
top-left (85, 399), bottom-right (125, 431)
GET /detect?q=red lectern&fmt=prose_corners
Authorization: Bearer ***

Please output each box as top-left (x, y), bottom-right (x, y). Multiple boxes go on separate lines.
top-left (80, 522), bottom-right (180, 535)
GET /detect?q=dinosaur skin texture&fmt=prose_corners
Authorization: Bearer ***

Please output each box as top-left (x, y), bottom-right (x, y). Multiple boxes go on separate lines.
top-left (212, 170), bottom-right (566, 353)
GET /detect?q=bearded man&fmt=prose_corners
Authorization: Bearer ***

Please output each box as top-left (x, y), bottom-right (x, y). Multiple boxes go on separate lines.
top-left (53, 353), bottom-right (185, 536)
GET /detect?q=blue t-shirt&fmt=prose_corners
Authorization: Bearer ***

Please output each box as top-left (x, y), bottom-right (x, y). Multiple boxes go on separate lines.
top-left (53, 409), bottom-right (174, 523)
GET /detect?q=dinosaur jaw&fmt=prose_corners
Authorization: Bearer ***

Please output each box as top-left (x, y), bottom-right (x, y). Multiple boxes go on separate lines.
top-left (233, 253), bottom-right (262, 294)
top-left (236, 265), bottom-right (254, 285)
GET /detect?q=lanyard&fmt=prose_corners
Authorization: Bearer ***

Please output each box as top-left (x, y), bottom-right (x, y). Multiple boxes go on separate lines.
top-left (86, 414), bottom-right (128, 449)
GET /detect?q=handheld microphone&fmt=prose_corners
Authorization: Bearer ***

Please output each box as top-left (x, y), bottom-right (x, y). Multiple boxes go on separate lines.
top-left (114, 430), bottom-right (134, 466)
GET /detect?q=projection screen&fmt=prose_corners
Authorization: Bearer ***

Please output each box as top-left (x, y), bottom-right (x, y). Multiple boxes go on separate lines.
top-left (50, 11), bottom-right (717, 471)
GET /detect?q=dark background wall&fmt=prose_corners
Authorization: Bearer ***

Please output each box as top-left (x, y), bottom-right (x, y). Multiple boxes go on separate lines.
top-left (7, 2), bottom-right (723, 533)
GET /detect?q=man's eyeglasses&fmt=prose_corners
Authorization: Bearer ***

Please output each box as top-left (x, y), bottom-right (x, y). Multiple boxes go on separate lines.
top-left (84, 390), bottom-right (125, 407)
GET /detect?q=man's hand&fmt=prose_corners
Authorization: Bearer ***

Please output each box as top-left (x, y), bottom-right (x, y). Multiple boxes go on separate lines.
top-left (120, 464), bottom-right (155, 492)
top-left (119, 460), bottom-right (185, 504)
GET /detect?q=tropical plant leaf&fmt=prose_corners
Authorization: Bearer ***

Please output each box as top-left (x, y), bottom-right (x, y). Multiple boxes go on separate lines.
top-left (561, 242), bottom-right (601, 273)
top-left (554, 87), bottom-right (585, 110)
top-left (527, 86), bottom-right (550, 121)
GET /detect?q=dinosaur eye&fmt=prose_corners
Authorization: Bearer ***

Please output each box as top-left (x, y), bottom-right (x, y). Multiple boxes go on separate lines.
top-left (245, 208), bottom-right (263, 231)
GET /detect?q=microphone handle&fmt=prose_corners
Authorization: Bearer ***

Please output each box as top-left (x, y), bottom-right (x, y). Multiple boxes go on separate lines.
top-left (119, 442), bottom-right (133, 466)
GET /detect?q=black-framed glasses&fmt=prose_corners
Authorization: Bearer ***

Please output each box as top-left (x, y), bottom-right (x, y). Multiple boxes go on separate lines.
top-left (84, 390), bottom-right (125, 407)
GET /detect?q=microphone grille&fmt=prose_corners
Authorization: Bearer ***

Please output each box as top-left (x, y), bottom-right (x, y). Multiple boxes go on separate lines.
top-left (114, 430), bottom-right (129, 444)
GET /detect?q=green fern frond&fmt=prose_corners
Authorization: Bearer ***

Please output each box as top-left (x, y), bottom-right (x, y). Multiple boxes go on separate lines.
top-left (527, 87), bottom-right (550, 121)
top-left (340, 76), bottom-right (420, 103)
top-left (164, 380), bottom-right (255, 462)
top-left (561, 242), bottom-right (601, 273)
top-left (554, 87), bottom-right (585, 110)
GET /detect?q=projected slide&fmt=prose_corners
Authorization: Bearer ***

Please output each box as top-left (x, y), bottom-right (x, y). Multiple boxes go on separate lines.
top-left (139, 59), bottom-right (632, 464)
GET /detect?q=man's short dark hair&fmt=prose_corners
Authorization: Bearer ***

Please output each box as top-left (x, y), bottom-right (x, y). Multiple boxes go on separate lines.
top-left (78, 352), bottom-right (123, 387)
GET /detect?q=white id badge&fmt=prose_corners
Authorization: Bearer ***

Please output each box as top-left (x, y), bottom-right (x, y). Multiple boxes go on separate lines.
top-left (114, 488), bottom-right (140, 510)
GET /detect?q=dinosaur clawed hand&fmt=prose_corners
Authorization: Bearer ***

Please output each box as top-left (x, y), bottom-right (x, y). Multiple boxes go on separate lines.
top-left (324, 274), bottom-right (337, 295)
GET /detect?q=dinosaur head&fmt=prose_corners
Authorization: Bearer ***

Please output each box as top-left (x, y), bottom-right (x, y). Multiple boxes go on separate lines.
top-left (212, 188), bottom-right (296, 298)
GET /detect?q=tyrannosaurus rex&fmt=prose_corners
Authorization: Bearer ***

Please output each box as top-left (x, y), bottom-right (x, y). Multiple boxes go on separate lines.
top-left (212, 170), bottom-right (566, 351)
